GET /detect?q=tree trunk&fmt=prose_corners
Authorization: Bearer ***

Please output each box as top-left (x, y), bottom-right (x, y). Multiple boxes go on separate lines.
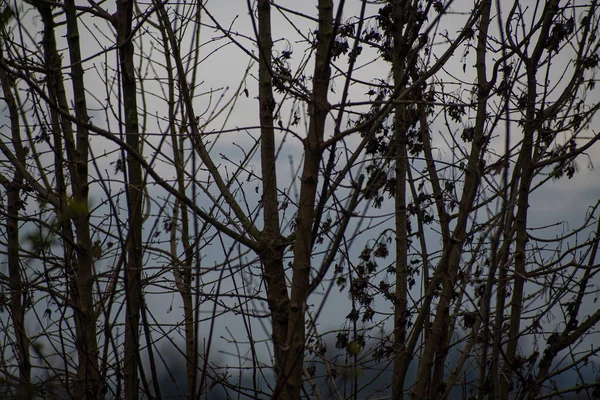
top-left (391, 0), bottom-right (408, 397)
top-left (0, 49), bottom-right (31, 397)
top-left (256, 0), bottom-right (291, 392)
top-left (37, 3), bottom-right (102, 397)
top-left (117, 0), bottom-right (144, 398)
top-left (284, 1), bottom-right (333, 398)
top-left (501, 2), bottom-right (559, 397)
top-left (412, 1), bottom-right (491, 396)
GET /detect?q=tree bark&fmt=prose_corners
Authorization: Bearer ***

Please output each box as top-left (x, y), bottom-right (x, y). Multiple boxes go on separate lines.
top-left (116, 0), bottom-right (144, 398)
top-left (256, 0), bottom-right (290, 392)
top-left (412, 1), bottom-right (491, 396)
top-left (284, 1), bottom-right (333, 398)
top-left (501, 3), bottom-right (560, 398)
top-left (391, 0), bottom-right (408, 397)
top-left (0, 46), bottom-right (31, 397)
top-left (37, 3), bottom-right (102, 397)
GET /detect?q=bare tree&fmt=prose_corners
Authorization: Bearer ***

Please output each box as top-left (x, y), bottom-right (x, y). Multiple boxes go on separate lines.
top-left (115, 0), bottom-right (144, 397)
top-left (1, 1), bottom-right (600, 400)
top-left (0, 19), bottom-right (31, 397)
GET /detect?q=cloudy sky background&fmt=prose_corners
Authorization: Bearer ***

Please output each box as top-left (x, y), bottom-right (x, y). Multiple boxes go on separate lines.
top-left (2, 0), bottom-right (600, 396)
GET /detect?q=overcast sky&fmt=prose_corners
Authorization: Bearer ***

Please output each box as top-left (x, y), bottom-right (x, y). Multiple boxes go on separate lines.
top-left (2, 0), bottom-right (600, 396)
